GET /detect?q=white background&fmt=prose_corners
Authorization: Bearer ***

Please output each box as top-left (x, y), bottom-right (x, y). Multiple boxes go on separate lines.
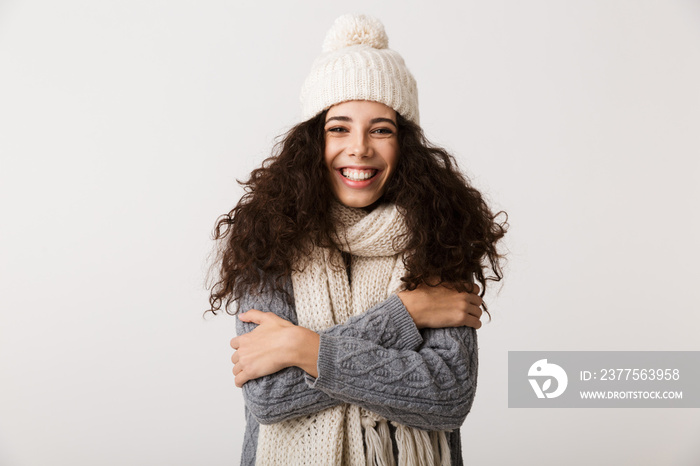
top-left (1, 1), bottom-right (699, 465)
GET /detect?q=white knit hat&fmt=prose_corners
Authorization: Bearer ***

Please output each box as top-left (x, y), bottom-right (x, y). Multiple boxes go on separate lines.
top-left (300, 14), bottom-right (420, 124)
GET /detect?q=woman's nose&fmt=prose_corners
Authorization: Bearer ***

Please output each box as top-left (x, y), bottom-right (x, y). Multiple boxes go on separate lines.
top-left (347, 133), bottom-right (371, 158)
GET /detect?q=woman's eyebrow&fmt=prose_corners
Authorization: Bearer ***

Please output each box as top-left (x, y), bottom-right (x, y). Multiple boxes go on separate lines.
top-left (325, 116), bottom-right (397, 129)
top-left (325, 116), bottom-right (351, 124)
top-left (370, 117), bottom-right (397, 129)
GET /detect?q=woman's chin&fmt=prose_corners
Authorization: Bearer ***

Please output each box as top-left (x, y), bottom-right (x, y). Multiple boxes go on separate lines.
top-left (335, 193), bottom-right (382, 209)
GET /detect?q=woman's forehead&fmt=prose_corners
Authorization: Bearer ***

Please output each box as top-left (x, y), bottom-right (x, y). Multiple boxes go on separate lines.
top-left (326, 100), bottom-right (396, 120)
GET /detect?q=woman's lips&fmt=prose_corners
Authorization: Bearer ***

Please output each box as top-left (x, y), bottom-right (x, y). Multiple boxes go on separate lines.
top-left (341, 167), bottom-right (378, 181)
top-left (335, 167), bottom-right (381, 188)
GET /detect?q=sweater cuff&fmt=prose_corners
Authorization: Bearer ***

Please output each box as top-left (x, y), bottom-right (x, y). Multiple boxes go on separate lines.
top-left (306, 333), bottom-right (341, 390)
top-left (382, 294), bottom-right (423, 351)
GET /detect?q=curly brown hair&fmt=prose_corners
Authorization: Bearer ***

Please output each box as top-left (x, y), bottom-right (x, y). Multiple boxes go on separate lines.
top-left (207, 110), bottom-right (507, 315)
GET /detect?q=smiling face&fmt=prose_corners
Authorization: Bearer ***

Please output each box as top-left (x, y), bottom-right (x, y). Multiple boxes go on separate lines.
top-left (323, 100), bottom-right (400, 209)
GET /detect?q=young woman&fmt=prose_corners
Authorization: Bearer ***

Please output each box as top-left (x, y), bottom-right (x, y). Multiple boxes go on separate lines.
top-left (209, 14), bottom-right (506, 466)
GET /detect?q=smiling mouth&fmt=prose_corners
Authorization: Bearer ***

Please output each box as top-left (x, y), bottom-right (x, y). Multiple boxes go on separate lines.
top-left (340, 168), bottom-right (378, 181)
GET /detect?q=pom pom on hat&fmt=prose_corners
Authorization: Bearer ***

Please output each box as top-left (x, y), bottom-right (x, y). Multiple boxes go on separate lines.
top-left (322, 14), bottom-right (389, 52)
top-left (300, 14), bottom-right (420, 124)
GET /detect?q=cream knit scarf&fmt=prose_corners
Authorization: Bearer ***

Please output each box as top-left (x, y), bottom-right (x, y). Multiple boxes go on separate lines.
top-left (255, 203), bottom-right (451, 466)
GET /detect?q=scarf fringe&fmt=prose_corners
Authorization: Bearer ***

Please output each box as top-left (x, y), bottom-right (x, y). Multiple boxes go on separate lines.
top-left (362, 413), bottom-right (395, 466)
top-left (393, 423), bottom-right (451, 466)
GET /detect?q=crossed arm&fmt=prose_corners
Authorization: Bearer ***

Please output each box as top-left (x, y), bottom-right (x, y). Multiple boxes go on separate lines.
top-left (230, 282), bottom-right (483, 431)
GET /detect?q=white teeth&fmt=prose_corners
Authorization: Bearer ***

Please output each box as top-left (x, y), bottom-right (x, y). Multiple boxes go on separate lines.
top-left (341, 168), bottom-right (377, 181)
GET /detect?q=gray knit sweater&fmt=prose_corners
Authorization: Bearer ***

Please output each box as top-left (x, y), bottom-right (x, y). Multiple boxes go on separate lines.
top-left (236, 281), bottom-right (478, 465)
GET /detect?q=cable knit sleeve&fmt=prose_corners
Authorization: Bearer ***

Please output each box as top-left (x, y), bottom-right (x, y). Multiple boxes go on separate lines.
top-left (237, 287), bottom-right (425, 425)
top-left (307, 324), bottom-right (478, 431)
top-left (237, 279), bottom-right (478, 431)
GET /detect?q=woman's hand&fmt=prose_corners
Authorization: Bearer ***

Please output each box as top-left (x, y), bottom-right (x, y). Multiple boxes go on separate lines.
top-left (230, 310), bottom-right (320, 387)
top-left (397, 283), bottom-right (483, 329)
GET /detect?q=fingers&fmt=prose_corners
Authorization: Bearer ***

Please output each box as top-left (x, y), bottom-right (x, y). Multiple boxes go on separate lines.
top-left (231, 354), bottom-right (261, 387)
top-left (231, 350), bottom-right (246, 385)
top-left (233, 363), bottom-right (250, 387)
top-left (404, 281), bottom-right (487, 329)
top-left (235, 372), bottom-right (249, 388)
top-left (468, 303), bottom-right (483, 319)
top-left (451, 287), bottom-right (482, 319)
top-left (230, 336), bottom-right (245, 385)
top-left (466, 292), bottom-right (483, 308)
top-left (465, 315), bottom-right (482, 330)
top-left (436, 281), bottom-right (482, 303)
top-left (460, 283), bottom-right (483, 314)
top-left (237, 308), bottom-right (266, 324)
top-left (454, 302), bottom-right (482, 328)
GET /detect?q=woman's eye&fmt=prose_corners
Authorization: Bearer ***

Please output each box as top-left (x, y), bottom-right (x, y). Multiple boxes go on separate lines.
top-left (372, 128), bottom-right (393, 135)
top-left (326, 127), bottom-right (347, 133)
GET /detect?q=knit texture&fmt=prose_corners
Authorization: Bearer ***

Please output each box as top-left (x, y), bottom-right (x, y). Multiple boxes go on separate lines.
top-left (253, 204), bottom-right (451, 465)
top-left (236, 288), bottom-right (478, 466)
top-left (300, 14), bottom-right (419, 124)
